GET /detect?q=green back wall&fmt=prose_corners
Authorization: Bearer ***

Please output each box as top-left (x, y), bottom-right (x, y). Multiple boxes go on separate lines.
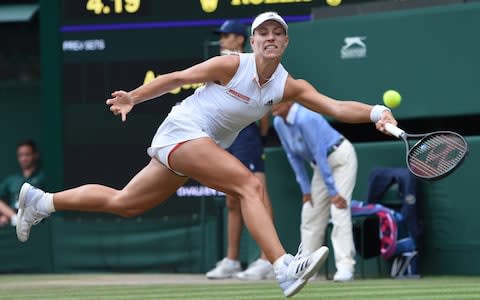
top-left (284, 2), bottom-right (480, 119)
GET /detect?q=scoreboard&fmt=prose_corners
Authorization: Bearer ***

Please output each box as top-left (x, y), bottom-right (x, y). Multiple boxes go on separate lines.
top-left (62, 0), bottom-right (316, 22)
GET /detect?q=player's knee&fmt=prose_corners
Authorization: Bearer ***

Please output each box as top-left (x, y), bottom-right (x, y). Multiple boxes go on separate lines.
top-left (252, 175), bottom-right (263, 193)
top-left (235, 174), bottom-right (263, 202)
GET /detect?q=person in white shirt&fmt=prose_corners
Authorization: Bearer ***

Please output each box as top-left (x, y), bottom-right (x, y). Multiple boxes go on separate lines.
top-left (16, 12), bottom-right (396, 297)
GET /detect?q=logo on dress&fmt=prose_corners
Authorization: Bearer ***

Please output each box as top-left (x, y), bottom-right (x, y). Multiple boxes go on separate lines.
top-left (264, 99), bottom-right (273, 106)
top-left (227, 89), bottom-right (250, 103)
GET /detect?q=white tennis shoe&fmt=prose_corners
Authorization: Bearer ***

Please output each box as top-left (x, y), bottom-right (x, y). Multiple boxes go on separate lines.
top-left (333, 268), bottom-right (354, 282)
top-left (235, 258), bottom-right (274, 280)
top-left (16, 183), bottom-right (50, 242)
top-left (206, 258), bottom-right (242, 279)
top-left (275, 246), bottom-right (329, 297)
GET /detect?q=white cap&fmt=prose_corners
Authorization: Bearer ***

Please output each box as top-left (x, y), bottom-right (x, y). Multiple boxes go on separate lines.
top-left (251, 11), bottom-right (288, 35)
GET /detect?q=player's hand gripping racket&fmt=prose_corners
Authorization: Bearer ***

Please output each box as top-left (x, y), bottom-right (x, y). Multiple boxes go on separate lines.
top-left (385, 123), bottom-right (468, 180)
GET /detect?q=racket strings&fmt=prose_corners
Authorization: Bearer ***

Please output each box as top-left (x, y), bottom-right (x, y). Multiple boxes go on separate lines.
top-left (408, 134), bottom-right (467, 177)
top-left (414, 137), bottom-right (463, 169)
top-left (410, 136), bottom-right (465, 172)
top-left (409, 136), bottom-right (465, 174)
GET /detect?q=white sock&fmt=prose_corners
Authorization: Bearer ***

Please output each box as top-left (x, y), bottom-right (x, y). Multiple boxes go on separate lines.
top-left (273, 254), bottom-right (287, 270)
top-left (38, 193), bottom-right (56, 213)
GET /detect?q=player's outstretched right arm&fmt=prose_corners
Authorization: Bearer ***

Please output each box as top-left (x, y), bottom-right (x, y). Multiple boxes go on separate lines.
top-left (106, 55), bottom-right (240, 121)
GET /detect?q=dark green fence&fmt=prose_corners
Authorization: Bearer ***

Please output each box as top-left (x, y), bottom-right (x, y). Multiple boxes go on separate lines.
top-left (0, 81), bottom-right (42, 179)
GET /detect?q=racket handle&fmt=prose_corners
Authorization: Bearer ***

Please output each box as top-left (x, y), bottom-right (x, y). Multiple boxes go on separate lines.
top-left (385, 123), bottom-right (405, 138)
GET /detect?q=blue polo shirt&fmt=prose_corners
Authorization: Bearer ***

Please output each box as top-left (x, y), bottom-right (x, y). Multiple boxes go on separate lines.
top-left (273, 103), bottom-right (343, 196)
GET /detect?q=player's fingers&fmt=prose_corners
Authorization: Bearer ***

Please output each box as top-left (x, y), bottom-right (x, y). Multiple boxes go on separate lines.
top-left (111, 90), bottom-right (124, 97)
top-left (376, 120), bottom-right (391, 133)
top-left (381, 111), bottom-right (397, 125)
top-left (121, 111), bottom-right (127, 122)
top-left (110, 106), bottom-right (122, 116)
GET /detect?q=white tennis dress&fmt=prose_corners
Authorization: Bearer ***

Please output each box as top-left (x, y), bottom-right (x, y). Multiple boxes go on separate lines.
top-left (147, 53), bottom-right (289, 164)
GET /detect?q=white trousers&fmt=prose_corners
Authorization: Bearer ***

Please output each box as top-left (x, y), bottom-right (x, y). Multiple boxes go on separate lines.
top-left (301, 139), bottom-right (357, 272)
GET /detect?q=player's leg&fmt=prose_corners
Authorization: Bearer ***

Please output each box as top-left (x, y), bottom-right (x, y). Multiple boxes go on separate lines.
top-left (53, 158), bottom-right (187, 216)
top-left (170, 137), bottom-right (284, 262)
top-left (206, 139), bottom-right (249, 279)
top-left (234, 136), bottom-right (274, 263)
top-left (16, 158), bottom-right (188, 242)
top-left (170, 137), bottom-right (329, 297)
top-left (235, 171), bottom-right (275, 280)
top-left (329, 140), bottom-right (357, 281)
top-left (212, 137), bottom-right (274, 280)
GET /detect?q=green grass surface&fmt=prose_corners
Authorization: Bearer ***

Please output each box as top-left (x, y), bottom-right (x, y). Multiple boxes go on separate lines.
top-left (0, 275), bottom-right (479, 299)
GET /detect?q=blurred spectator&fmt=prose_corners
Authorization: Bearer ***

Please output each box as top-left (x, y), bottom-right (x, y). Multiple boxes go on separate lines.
top-left (0, 139), bottom-right (45, 226)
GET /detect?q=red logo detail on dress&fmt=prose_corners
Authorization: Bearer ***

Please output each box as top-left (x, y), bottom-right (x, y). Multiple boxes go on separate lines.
top-left (227, 89), bottom-right (250, 103)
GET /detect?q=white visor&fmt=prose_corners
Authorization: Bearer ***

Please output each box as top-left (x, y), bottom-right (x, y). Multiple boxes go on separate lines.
top-left (251, 12), bottom-right (288, 35)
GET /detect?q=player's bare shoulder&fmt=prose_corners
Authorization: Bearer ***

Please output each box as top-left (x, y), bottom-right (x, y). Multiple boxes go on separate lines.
top-left (210, 54), bottom-right (240, 71)
top-left (208, 55), bottom-right (240, 85)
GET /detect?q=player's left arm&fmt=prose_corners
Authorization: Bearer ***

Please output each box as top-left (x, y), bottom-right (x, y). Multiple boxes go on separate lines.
top-left (283, 76), bottom-right (397, 129)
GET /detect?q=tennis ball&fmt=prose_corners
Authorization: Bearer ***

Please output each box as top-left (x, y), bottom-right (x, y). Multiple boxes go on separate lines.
top-left (383, 90), bottom-right (402, 108)
top-left (326, 0), bottom-right (342, 6)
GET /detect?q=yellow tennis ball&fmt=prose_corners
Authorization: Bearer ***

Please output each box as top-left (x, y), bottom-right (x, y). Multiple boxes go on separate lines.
top-left (326, 0), bottom-right (342, 6)
top-left (383, 90), bottom-right (402, 108)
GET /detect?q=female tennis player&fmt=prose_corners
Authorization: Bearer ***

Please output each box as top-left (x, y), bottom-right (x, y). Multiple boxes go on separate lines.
top-left (16, 12), bottom-right (396, 297)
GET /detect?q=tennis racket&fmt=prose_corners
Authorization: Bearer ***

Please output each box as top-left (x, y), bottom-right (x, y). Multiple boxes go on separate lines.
top-left (385, 123), bottom-right (468, 181)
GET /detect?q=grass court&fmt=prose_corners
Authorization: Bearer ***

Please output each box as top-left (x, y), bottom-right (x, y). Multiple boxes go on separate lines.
top-left (1, 274), bottom-right (479, 299)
